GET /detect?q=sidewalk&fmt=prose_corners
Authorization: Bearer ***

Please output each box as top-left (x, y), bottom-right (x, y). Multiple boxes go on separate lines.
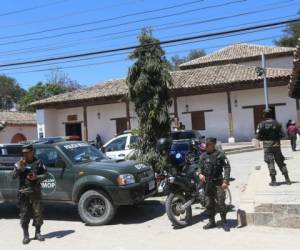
top-left (238, 149), bottom-right (300, 228)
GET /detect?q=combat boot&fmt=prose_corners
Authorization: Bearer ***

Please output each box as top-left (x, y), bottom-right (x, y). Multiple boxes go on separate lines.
top-left (203, 216), bottom-right (216, 230)
top-left (22, 225), bottom-right (30, 245)
top-left (35, 226), bottom-right (45, 241)
top-left (220, 213), bottom-right (230, 232)
top-left (269, 175), bottom-right (278, 186)
top-left (284, 173), bottom-right (292, 185)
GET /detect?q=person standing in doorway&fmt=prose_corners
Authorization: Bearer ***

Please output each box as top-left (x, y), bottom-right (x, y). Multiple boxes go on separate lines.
top-left (257, 110), bottom-right (291, 186)
top-left (287, 121), bottom-right (299, 151)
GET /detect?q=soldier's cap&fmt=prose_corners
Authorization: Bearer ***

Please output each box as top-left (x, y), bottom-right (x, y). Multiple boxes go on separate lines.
top-left (206, 137), bottom-right (217, 145)
top-left (22, 144), bottom-right (33, 153)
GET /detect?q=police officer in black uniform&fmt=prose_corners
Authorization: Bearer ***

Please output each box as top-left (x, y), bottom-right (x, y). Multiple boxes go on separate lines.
top-left (256, 109), bottom-right (291, 186)
top-left (13, 144), bottom-right (48, 244)
top-left (198, 138), bottom-right (231, 231)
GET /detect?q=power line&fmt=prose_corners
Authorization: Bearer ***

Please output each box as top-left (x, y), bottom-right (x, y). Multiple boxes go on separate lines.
top-left (3, 34), bottom-right (286, 77)
top-left (2, 13), bottom-right (296, 63)
top-left (0, 0), bottom-right (144, 28)
top-left (0, 0), bottom-right (205, 39)
top-left (0, 0), bottom-right (69, 17)
top-left (0, 0), bottom-right (245, 46)
top-left (0, 27), bottom-right (285, 72)
top-left (0, 0), bottom-right (295, 59)
top-left (1, 18), bottom-right (298, 68)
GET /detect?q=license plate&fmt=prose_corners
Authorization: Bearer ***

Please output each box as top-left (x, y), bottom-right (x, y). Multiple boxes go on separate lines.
top-left (148, 180), bottom-right (155, 191)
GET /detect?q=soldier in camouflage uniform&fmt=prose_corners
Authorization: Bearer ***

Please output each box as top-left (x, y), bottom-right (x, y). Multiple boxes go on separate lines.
top-left (198, 138), bottom-right (231, 231)
top-left (13, 144), bottom-right (48, 244)
top-left (256, 109), bottom-right (291, 186)
top-left (156, 138), bottom-right (172, 170)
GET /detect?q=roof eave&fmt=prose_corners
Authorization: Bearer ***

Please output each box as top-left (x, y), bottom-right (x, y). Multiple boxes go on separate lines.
top-left (179, 51), bottom-right (294, 70)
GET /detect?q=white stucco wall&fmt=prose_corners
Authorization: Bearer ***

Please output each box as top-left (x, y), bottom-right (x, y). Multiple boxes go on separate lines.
top-left (87, 103), bottom-right (127, 142)
top-left (0, 125), bottom-right (37, 143)
top-left (177, 93), bottom-right (229, 142)
top-left (239, 56), bottom-right (293, 69)
top-left (231, 86), bottom-right (297, 141)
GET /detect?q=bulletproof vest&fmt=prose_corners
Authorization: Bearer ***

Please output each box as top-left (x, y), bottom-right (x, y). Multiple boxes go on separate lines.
top-left (201, 151), bottom-right (224, 180)
top-left (258, 119), bottom-right (282, 141)
top-left (17, 160), bottom-right (41, 194)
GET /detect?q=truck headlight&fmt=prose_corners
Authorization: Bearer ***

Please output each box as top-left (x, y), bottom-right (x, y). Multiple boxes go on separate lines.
top-left (117, 174), bottom-right (135, 186)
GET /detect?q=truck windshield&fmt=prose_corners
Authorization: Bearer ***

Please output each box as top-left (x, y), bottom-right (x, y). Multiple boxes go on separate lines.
top-left (60, 143), bottom-right (105, 163)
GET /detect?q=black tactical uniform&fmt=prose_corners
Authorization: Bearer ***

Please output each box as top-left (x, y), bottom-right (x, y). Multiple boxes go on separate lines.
top-left (256, 110), bottom-right (291, 186)
top-left (198, 138), bottom-right (231, 230)
top-left (13, 144), bottom-right (48, 244)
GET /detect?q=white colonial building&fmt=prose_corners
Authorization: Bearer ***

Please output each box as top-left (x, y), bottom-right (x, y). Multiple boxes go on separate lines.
top-left (32, 43), bottom-right (299, 143)
top-left (0, 112), bottom-right (37, 143)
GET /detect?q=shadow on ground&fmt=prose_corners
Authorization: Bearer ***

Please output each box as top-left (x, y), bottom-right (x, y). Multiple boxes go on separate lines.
top-left (44, 230), bottom-right (75, 239)
top-left (0, 199), bottom-right (166, 225)
top-left (111, 199), bottom-right (165, 225)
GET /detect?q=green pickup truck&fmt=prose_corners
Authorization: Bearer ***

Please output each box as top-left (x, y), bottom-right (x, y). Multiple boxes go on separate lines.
top-left (0, 141), bottom-right (156, 225)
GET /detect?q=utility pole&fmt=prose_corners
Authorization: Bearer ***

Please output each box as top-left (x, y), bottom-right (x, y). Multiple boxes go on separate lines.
top-left (255, 54), bottom-right (269, 110)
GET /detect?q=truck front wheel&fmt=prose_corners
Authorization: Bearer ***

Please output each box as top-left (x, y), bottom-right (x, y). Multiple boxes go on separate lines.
top-left (78, 190), bottom-right (116, 226)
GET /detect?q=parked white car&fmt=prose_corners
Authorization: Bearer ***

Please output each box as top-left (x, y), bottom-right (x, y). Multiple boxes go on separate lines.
top-left (102, 132), bottom-right (138, 160)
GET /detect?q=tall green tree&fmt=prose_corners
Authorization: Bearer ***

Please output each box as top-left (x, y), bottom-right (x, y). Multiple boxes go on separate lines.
top-left (19, 69), bottom-right (82, 112)
top-left (127, 29), bottom-right (173, 167)
top-left (18, 82), bottom-right (70, 112)
top-left (275, 19), bottom-right (300, 47)
top-left (168, 49), bottom-right (206, 70)
top-left (0, 75), bottom-right (25, 110)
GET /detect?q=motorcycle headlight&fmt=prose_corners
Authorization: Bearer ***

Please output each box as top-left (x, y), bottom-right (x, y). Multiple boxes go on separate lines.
top-left (117, 174), bottom-right (135, 186)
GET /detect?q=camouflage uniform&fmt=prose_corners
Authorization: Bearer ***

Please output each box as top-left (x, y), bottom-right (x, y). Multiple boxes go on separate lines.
top-left (257, 118), bottom-right (290, 185)
top-left (13, 158), bottom-right (48, 229)
top-left (198, 149), bottom-right (231, 218)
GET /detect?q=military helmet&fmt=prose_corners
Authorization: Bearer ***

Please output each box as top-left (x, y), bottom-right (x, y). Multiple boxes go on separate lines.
top-left (263, 109), bottom-right (273, 119)
top-left (205, 137), bottom-right (217, 145)
top-left (22, 144), bottom-right (33, 153)
top-left (156, 138), bottom-right (172, 153)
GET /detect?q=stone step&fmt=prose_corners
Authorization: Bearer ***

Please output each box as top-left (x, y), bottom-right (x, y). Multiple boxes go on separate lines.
top-left (237, 153), bottom-right (300, 228)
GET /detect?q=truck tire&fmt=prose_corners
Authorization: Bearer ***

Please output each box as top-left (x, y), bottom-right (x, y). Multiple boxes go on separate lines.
top-left (78, 190), bottom-right (115, 226)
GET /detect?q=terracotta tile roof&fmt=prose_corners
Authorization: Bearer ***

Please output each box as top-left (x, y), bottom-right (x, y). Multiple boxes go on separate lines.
top-left (171, 64), bottom-right (291, 89)
top-left (289, 39), bottom-right (300, 98)
top-left (31, 79), bottom-right (127, 106)
top-left (0, 111), bottom-right (36, 125)
top-left (31, 64), bottom-right (291, 108)
top-left (179, 43), bottom-right (294, 69)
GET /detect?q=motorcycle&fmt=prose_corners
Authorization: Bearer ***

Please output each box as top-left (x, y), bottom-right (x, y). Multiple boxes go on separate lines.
top-left (165, 152), bottom-right (232, 228)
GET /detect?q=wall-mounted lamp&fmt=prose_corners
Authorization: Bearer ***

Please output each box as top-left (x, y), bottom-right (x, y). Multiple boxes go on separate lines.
top-left (97, 112), bottom-right (101, 119)
top-left (185, 104), bottom-right (189, 112)
top-left (234, 99), bottom-right (238, 108)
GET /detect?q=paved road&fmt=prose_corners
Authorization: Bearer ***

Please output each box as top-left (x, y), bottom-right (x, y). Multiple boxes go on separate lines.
top-left (0, 148), bottom-right (299, 250)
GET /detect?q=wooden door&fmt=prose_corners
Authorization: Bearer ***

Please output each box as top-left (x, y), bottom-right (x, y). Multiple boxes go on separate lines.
top-left (116, 118), bottom-right (128, 135)
top-left (253, 105), bottom-right (275, 131)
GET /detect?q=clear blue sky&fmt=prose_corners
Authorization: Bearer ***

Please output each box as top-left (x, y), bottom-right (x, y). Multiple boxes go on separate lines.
top-left (0, 0), bottom-right (299, 89)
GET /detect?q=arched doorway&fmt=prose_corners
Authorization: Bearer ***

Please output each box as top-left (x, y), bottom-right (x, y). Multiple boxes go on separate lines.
top-left (11, 133), bottom-right (27, 143)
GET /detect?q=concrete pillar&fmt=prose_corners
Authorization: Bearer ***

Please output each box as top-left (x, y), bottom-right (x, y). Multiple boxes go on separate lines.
top-left (83, 106), bottom-right (88, 141)
top-left (126, 101), bottom-right (131, 130)
top-left (227, 91), bottom-right (235, 143)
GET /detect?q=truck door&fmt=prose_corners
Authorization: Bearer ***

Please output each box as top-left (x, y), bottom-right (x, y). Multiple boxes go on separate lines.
top-left (35, 147), bottom-right (75, 201)
top-left (0, 147), bottom-right (19, 201)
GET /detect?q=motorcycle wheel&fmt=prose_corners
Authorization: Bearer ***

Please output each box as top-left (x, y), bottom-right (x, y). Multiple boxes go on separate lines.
top-left (165, 192), bottom-right (192, 228)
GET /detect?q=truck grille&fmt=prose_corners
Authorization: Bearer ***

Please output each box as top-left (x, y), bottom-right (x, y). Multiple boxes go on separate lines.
top-left (137, 170), bottom-right (153, 182)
